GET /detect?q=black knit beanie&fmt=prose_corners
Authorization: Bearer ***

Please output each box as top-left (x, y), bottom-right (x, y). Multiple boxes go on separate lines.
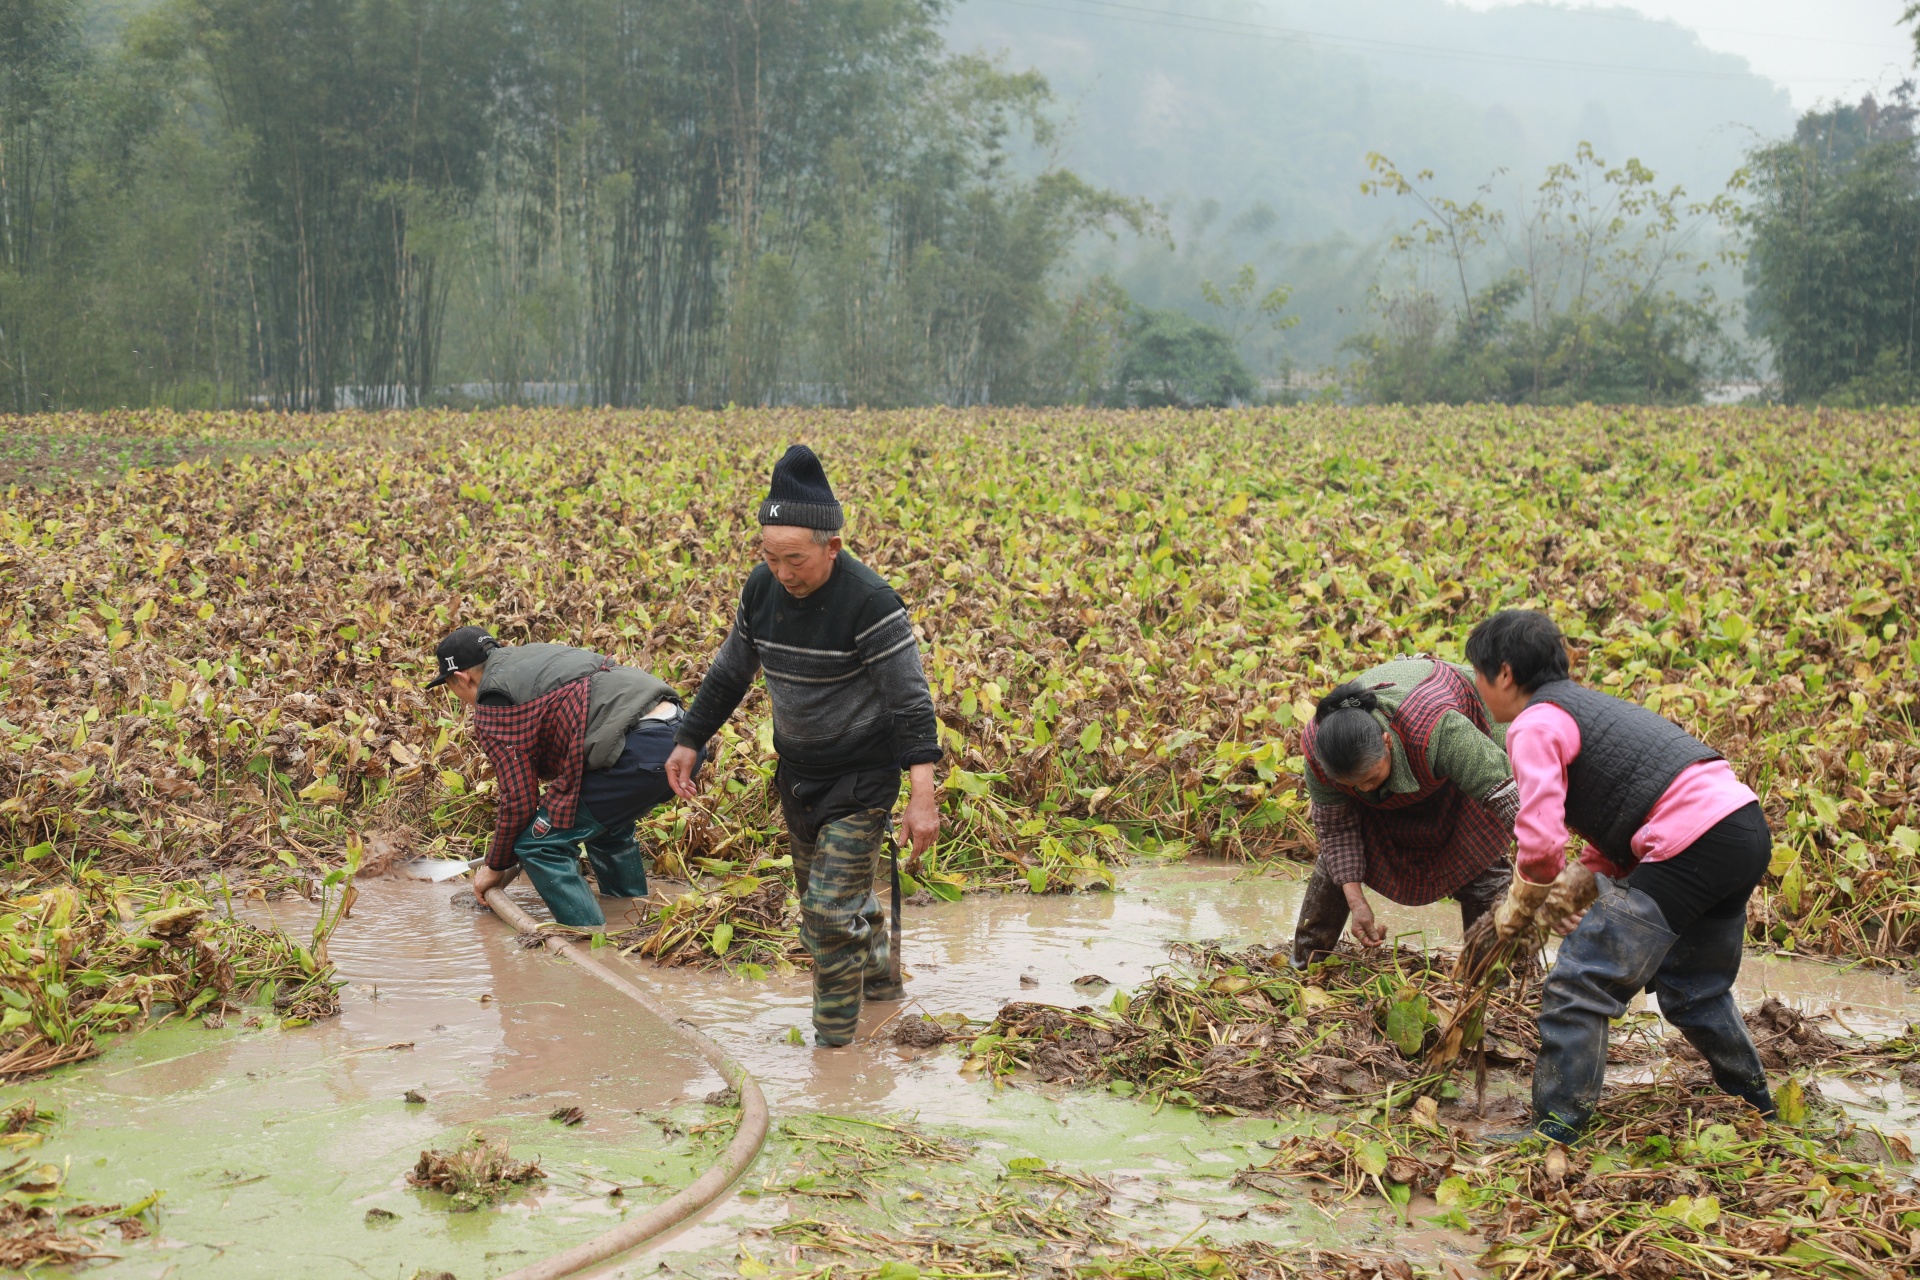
top-left (757, 444), bottom-right (843, 530)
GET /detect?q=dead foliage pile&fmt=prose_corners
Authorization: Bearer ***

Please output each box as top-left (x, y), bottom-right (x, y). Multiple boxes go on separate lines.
top-left (971, 942), bottom-right (1658, 1113)
top-left (0, 872), bottom-right (342, 1079)
top-left (1237, 1080), bottom-right (1920, 1280)
top-left (0, 1100), bottom-right (161, 1267)
top-left (406, 1132), bottom-right (544, 1211)
top-left (607, 855), bottom-right (807, 974)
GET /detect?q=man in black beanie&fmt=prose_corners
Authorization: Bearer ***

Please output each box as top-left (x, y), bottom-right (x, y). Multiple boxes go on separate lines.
top-left (666, 444), bottom-right (942, 1047)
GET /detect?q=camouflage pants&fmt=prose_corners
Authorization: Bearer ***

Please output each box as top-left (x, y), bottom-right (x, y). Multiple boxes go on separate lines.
top-left (793, 810), bottom-right (898, 1046)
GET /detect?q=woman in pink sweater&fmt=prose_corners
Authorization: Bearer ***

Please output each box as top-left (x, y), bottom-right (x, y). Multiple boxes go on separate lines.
top-left (1465, 610), bottom-right (1774, 1145)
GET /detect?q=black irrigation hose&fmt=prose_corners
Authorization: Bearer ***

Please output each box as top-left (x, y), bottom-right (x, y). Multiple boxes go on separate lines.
top-left (483, 888), bottom-right (770, 1280)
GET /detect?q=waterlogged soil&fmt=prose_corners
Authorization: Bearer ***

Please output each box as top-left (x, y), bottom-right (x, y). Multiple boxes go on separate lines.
top-left (13, 863), bottom-right (1920, 1278)
top-left (526, 862), bottom-right (1920, 1278)
top-left (0, 881), bottom-right (726, 1278)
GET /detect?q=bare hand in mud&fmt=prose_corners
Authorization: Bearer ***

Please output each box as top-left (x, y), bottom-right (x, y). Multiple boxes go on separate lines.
top-left (665, 744), bottom-right (702, 799)
top-left (1553, 909), bottom-right (1587, 936)
top-left (1349, 901), bottom-right (1386, 947)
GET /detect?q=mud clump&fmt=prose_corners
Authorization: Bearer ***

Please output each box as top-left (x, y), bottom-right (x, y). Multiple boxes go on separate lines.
top-left (1744, 996), bottom-right (1843, 1067)
top-left (406, 1134), bottom-right (544, 1211)
top-left (890, 1014), bottom-right (955, 1048)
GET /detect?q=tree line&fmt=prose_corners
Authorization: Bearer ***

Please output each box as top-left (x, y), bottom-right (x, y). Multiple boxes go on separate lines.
top-left (1, 0), bottom-right (1165, 412)
top-left (5, 1), bottom-right (1919, 411)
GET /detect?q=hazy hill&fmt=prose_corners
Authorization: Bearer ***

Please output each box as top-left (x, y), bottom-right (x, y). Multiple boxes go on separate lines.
top-left (944, 0), bottom-right (1798, 366)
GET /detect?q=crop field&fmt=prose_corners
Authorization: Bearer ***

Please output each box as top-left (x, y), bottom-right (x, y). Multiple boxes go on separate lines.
top-left (3, 406), bottom-right (1917, 958)
top-left (3, 405), bottom-right (1920, 1275)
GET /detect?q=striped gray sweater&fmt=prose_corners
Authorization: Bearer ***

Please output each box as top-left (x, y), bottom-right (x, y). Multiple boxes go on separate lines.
top-left (675, 555), bottom-right (942, 780)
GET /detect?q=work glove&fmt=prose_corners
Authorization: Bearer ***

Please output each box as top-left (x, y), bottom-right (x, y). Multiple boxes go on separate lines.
top-left (1492, 873), bottom-right (1552, 941)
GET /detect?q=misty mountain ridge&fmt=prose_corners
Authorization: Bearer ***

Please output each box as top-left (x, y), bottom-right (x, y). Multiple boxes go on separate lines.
top-left (942, 1), bottom-right (1801, 366)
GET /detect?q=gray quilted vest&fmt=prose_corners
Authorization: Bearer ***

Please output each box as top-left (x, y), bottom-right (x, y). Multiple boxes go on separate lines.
top-left (477, 644), bottom-right (674, 770)
top-left (1525, 680), bottom-right (1720, 868)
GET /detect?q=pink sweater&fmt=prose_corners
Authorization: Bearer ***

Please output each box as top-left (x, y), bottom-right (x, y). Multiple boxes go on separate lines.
top-left (1507, 700), bottom-right (1757, 884)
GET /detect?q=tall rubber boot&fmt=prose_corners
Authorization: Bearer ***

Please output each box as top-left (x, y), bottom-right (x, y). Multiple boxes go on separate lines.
top-left (511, 808), bottom-right (610, 928)
top-left (582, 818), bottom-right (650, 900)
top-left (1527, 882), bottom-right (1675, 1144)
top-left (1654, 911), bottom-right (1774, 1117)
top-left (1290, 863), bottom-right (1351, 968)
top-left (799, 811), bottom-right (888, 1047)
top-left (1452, 860), bottom-right (1512, 937)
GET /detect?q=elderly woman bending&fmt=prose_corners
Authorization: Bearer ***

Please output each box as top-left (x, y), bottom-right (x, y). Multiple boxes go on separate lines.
top-left (1291, 657), bottom-right (1521, 966)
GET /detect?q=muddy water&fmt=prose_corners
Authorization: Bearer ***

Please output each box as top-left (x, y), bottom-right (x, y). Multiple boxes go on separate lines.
top-left (1, 881), bottom-right (727, 1279)
top-left (15, 863), bottom-right (1920, 1279)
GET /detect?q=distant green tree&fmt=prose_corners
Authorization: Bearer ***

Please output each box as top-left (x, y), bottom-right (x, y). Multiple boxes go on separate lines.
top-left (1742, 91), bottom-right (1920, 404)
top-left (1117, 308), bottom-right (1253, 407)
top-left (1348, 147), bottom-right (1739, 405)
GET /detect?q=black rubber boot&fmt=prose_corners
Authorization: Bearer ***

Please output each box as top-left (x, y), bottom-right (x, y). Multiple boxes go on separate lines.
top-left (1528, 882), bottom-right (1675, 1144)
top-left (1290, 864), bottom-right (1351, 968)
top-left (1452, 860), bottom-right (1512, 938)
top-left (1654, 910), bottom-right (1774, 1117)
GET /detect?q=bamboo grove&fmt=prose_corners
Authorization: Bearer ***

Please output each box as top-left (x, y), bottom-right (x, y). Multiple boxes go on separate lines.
top-left (1, 406), bottom-right (1916, 967)
top-left (0, 0), bottom-right (1140, 414)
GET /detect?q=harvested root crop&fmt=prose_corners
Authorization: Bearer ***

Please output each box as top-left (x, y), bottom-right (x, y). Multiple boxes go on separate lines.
top-left (1430, 863), bottom-right (1597, 1074)
top-left (406, 1133), bottom-right (544, 1211)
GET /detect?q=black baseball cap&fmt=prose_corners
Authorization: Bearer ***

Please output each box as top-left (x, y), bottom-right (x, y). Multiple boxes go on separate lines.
top-left (425, 626), bottom-right (499, 689)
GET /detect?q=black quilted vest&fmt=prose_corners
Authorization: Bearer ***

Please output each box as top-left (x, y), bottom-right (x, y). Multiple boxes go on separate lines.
top-left (1525, 680), bottom-right (1720, 868)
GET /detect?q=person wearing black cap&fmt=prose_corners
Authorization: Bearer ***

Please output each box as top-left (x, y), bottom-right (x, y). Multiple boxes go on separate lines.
top-left (665, 444), bottom-right (942, 1048)
top-left (426, 626), bottom-right (693, 928)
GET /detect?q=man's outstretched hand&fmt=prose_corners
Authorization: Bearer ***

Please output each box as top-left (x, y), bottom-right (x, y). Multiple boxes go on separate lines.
top-left (901, 762), bottom-right (940, 876)
top-left (665, 743), bottom-right (702, 799)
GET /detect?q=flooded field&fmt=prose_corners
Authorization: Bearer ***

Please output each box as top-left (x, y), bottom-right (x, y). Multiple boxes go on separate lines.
top-left (10, 862), bottom-right (1917, 1278)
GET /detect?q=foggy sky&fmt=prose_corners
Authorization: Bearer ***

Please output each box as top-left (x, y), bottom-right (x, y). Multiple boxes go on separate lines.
top-left (1459, 1), bottom-right (1915, 109)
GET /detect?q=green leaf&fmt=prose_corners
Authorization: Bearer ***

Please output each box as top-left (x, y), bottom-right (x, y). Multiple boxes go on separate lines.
top-left (1652, 1193), bottom-right (1720, 1231)
top-left (1078, 721), bottom-right (1103, 753)
top-left (20, 842), bottom-right (53, 863)
top-left (1775, 1076), bottom-right (1807, 1125)
top-left (1005, 1157), bottom-right (1046, 1174)
top-left (785, 1027), bottom-right (806, 1046)
top-left (710, 922), bottom-right (734, 955)
top-left (925, 880), bottom-right (963, 903)
top-left (1767, 844), bottom-right (1798, 878)
top-left (1809, 792), bottom-right (1840, 827)
top-left (1356, 1141), bottom-right (1388, 1177)
top-left (0, 1008), bottom-right (31, 1033)
top-left (874, 1263), bottom-right (921, 1280)
top-left (1025, 866), bottom-right (1048, 894)
top-left (1108, 1079), bottom-right (1137, 1097)
top-left (1434, 1175), bottom-right (1470, 1208)
top-left (1384, 991), bottom-right (1431, 1057)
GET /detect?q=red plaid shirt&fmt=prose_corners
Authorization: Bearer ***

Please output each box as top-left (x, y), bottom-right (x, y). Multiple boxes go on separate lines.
top-left (1302, 662), bottom-right (1514, 905)
top-left (473, 675), bottom-right (594, 869)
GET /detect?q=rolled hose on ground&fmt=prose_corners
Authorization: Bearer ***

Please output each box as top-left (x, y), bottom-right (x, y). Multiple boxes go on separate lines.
top-left (482, 887), bottom-right (770, 1280)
